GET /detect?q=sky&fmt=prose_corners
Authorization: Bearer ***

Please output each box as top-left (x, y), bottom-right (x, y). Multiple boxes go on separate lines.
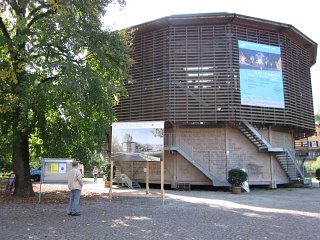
top-left (104, 0), bottom-right (319, 114)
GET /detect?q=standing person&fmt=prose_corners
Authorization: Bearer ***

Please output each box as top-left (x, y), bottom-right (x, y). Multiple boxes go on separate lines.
top-left (92, 166), bottom-right (99, 183)
top-left (67, 161), bottom-right (83, 216)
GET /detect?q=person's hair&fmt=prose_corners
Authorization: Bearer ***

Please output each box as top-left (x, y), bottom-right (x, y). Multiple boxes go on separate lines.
top-left (72, 162), bottom-right (79, 167)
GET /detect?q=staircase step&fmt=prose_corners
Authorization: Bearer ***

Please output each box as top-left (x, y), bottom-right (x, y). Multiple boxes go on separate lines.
top-left (238, 121), bottom-right (304, 182)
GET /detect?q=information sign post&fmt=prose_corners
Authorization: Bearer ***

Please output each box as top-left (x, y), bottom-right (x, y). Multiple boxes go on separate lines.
top-left (38, 158), bottom-right (76, 203)
top-left (4, 173), bottom-right (16, 194)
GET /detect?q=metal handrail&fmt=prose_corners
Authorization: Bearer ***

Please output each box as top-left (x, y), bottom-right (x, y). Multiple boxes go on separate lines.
top-left (240, 121), bottom-right (305, 180)
top-left (164, 135), bottom-right (228, 186)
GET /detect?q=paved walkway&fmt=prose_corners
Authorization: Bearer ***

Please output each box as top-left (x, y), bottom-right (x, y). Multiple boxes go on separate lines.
top-left (1, 180), bottom-right (320, 240)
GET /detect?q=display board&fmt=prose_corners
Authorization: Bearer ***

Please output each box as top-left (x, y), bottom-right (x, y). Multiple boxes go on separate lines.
top-left (41, 158), bottom-right (75, 183)
top-left (238, 40), bottom-right (284, 109)
top-left (111, 121), bottom-right (164, 162)
top-left (4, 173), bottom-right (16, 194)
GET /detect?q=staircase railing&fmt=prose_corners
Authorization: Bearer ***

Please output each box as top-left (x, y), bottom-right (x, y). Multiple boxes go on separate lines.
top-left (164, 145), bottom-right (228, 186)
top-left (242, 121), bottom-right (272, 149)
top-left (284, 148), bottom-right (304, 180)
top-left (239, 121), bottom-right (304, 181)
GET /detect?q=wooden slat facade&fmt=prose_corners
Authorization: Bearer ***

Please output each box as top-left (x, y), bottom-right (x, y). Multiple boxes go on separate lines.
top-left (114, 13), bottom-right (317, 134)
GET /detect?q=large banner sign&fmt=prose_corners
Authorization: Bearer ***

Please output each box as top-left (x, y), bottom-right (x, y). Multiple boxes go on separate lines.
top-left (111, 121), bottom-right (164, 162)
top-left (238, 40), bottom-right (285, 108)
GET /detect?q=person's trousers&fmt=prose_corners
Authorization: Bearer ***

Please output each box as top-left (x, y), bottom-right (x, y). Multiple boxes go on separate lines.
top-left (68, 189), bottom-right (81, 214)
top-left (93, 174), bottom-right (98, 182)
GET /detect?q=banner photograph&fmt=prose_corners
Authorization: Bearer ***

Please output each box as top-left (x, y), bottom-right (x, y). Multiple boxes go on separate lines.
top-left (238, 40), bottom-right (285, 109)
top-left (111, 121), bottom-right (164, 162)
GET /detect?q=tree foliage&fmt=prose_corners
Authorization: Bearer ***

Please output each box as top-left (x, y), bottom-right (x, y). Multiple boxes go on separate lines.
top-left (123, 133), bottom-right (133, 142)
top-left (315, 110), bottom-right (320, 123)
top-left (0, 0), bottom-right (132, 196)
top-left (305, 156), bottom-right (320, 173)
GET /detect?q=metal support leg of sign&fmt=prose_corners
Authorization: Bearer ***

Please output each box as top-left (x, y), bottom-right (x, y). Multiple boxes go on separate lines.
top-left (38, 180), bottom-right (42, 203)
top-left (146, 162), bottom-right (150, 195)
top-left (38, 160), bottom-right (45, 203)
top-left (161, 160), bottom-right (165, 202)
top-left (109, 161), bottom-right (113, 200)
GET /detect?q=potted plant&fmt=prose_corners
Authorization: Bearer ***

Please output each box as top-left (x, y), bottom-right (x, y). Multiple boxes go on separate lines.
top-left (227, 168), bottom-right (248, 194)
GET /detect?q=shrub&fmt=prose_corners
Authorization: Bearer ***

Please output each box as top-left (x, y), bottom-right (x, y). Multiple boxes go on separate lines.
top-left (305, 156), bottom-right (320, 173)
top-left (227, 168), bottom-right (248, 187)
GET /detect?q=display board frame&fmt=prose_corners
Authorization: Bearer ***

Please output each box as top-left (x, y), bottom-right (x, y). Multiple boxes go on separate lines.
top-left (38, 158), bottom-right (77, 203)
top-left (111, 121), bottom-right (165, 202)
top-left (111, 121), bottom-right (164, 162)
top-left (41, 158), bottom-right (75, 183)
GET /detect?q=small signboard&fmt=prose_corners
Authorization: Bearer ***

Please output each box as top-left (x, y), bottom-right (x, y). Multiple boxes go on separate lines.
top-left (38, 158), bottom-right (83, 203)
top-left (4, 173), bottom-right (16, 194)
top-left (242, 181), bottom-right (250, 192)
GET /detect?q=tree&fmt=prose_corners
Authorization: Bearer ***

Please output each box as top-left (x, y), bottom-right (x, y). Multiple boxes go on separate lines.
top-left (0, 0), bottom-right (132, 196)
top-left (151, 128), bottom-right (164, 138)
top-left (315, 110), bottom-right (320, 123)
top-left (305, 156), bottom-right (320, 173)
top-left (123, 133), bottom-right (133, 142)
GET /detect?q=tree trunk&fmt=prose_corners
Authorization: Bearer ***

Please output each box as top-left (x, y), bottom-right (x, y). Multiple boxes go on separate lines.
top-left (12, 112), bottom-right (34, 197)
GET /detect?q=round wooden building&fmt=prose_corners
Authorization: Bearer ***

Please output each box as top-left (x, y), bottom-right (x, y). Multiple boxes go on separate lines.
top-left (113, 13), bottom-right (317, 188)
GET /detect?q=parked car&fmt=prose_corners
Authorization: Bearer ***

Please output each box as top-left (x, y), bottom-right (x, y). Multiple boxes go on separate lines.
top-left (30, 166), bottom-right (41, 182)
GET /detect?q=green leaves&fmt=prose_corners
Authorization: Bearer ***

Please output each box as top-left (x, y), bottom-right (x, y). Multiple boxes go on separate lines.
top-left (0, 0), bottom-right (131, 163)
top-left (227, 169), bottom-right (248, 187)
top-left (315, 110), bottom-right (320, 123)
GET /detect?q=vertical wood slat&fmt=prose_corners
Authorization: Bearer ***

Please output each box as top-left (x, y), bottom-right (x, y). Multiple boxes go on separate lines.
top-left (114, 14), bottom-right (315, 133)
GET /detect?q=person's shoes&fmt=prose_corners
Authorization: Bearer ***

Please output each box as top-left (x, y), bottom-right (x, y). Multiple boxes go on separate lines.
top-left (71, 212), bottom-right (81, 216)
top-left (67, 213), bottom-right (72, 216)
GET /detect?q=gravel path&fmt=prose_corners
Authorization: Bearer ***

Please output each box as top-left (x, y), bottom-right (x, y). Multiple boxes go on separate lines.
top-left (1, 180), bottom-right (320, 240)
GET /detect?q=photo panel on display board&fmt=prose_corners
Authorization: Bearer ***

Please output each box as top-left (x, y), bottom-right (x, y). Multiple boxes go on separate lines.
top-left (111, 121), bottom-right (164, 162)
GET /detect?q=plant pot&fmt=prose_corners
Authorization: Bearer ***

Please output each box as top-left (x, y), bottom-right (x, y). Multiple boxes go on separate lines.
top-left (232, 186), bottom-right (241, 194)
